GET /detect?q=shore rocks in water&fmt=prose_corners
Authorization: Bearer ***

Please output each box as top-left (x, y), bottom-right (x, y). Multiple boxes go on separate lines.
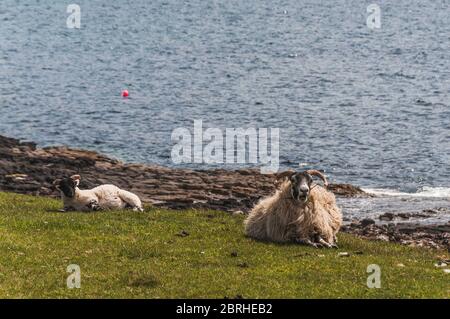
top-left (379, 213), bottom-right (395, 221)
top-left (327, 183), bottom-right (367, 197)
top-left (0, 135), bottom-right (367, 213)
top-left (379, 210), bottom-right (442, 222)
top-left (342, 220), bottom-right (450, 250)
top-left (360, 218), bottom-right (376, 227)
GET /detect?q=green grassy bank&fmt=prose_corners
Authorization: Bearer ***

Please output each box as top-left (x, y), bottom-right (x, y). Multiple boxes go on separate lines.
top-left (0, 192), bottom-right (448, 298)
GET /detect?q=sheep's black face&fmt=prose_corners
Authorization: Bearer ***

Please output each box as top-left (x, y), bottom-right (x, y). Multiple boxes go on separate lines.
top-left (56, 178), bottom-right (77, 198)
top-left (290, 173), bottom-right (313, 203)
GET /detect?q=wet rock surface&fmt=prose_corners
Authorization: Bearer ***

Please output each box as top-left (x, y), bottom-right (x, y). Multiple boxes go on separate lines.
top-left (379, 209), bottom-right (443, 221)
top-left (342, 218), bottom-right (450, 251)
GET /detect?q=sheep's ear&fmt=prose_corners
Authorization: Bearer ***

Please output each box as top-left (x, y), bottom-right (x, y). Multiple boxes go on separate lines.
top-left (70, 175), bottom-right (81, 186)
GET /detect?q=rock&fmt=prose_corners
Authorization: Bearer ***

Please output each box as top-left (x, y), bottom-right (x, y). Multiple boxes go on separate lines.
top-left (444, 269), bottom-right (450, 274)
top-left (176, 230), bottom-right (189, 237)
top-left (434, 262), bottom-right (447, 268)
top-left (5, 174), bottom-right (28, 180)
top-left (232, 210), bottom-right (244, 216)
top-left (396, 263), bottom-right (405, 267)
top-left (327, 183), bottom-right (368, 197)
top-left (360, 218), bottom-right (376, 228)
top-left (376, 234), bottom-right (390, 242)
top-left (343, 220), bottom-right (450, 250)
top-left (379, 213), bottom-right (395, 221)
top-left (338, 252), bottom-right (350, 257)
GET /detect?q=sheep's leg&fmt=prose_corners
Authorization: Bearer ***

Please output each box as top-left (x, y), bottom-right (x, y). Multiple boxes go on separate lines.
top-left (316, 236), bottom-right (334, 249)
top-left (87, 199), bottom-right (101, 211)
top-left (118, 190), bottom-right (143, 212)
top-left (314, 235), bottom-right (338, 249)
top-left (295, 238), bottom-right (319, 248)
top-left (331, 235), bottom-right (339, 248)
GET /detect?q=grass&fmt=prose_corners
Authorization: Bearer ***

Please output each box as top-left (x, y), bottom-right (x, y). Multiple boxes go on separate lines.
top-left (0, 192), bottom-right (448, 298)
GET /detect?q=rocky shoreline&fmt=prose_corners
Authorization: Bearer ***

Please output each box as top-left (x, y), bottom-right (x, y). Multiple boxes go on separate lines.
top-left (0, 135), bottom-right (448, 250)
top-left (342, 218), bottom-right (449, 250)
top-left (0, 135), bottom-right (365, 211)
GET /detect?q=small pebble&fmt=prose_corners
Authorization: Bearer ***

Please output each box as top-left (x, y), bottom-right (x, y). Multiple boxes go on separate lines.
top-left (396, 263), bottom-right (405, 267)
top-left (379, 213), bottom-right (394, 221)
top-left (338, 252), bottom-right (350, 257)
top-left (434, 262), bottom-right (447, 268)
top-left (360, 218), bottom-right (375, 228)
top-left (443, 269), bottom-right (450, 274)
top-left (176, 230), bottom-right (189, 237)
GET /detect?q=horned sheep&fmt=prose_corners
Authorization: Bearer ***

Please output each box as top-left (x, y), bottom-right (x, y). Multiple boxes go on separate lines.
top-left (244, 170), bottom-right (342, 248)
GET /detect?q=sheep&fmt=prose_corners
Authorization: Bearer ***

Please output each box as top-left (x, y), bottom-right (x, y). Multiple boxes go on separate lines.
top-left (244, 170), bottom-right (342, 248)
top-left (53, 175), bottom-right (144, 212)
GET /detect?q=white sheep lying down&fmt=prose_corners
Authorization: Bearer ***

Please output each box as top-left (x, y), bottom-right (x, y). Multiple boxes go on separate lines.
top-left (244, 170), bottom-right (342, 248)
top-left (53, 175), bottom-right (144, 212)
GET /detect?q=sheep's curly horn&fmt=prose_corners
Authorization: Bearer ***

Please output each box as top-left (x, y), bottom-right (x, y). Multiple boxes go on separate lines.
top-left (305, 170), bottom-right (328, 187)
top-left (275, 170), bottom-right (295, 182)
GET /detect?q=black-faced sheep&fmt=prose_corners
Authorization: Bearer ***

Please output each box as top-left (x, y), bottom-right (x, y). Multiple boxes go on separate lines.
top-left (244, 170), bottom-right (342, 248)
top-left (53, 175), bottom-right (144, 212)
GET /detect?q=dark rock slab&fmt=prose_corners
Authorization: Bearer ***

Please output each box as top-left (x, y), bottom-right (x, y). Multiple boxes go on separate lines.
top-left (342, 220), bottom-right (450, 251)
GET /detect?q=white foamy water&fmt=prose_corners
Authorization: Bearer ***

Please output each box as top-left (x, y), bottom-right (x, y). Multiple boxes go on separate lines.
top-left (339, 186), bottom-right (450, 226)
top-left (362, 187), bottom-right (450, 198)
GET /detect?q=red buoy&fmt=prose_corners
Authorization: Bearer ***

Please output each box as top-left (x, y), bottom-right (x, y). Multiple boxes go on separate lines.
top-left (122, 90), bottom-right (129, 98)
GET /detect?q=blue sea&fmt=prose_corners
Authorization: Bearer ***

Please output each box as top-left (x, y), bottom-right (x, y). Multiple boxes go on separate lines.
top-left (1, 0), bottom-right (449, 199)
